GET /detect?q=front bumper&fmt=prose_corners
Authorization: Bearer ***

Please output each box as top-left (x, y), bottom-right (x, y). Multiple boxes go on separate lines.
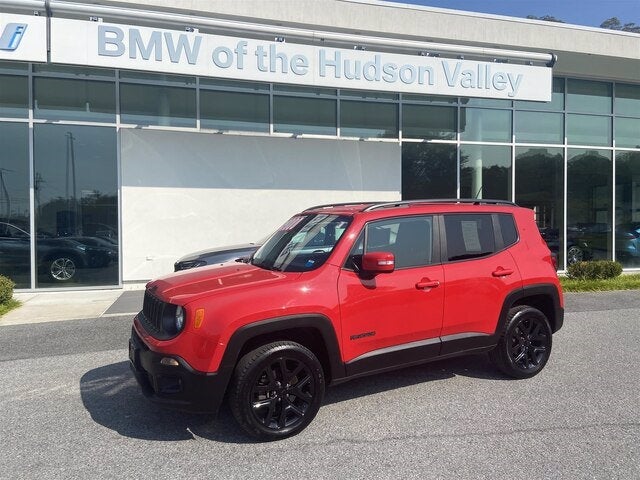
top-left (128, 328), bottom-right (226, 414)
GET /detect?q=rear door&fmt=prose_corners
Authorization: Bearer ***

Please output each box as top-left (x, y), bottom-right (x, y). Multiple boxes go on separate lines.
top-left (338, 215), bottom-right (444, 366)
top-left (440, 213), bottom-right (522, 351)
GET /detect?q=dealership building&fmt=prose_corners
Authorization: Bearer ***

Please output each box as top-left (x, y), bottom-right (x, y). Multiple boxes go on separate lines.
top-left (0, 0), bottom-right (639, 290)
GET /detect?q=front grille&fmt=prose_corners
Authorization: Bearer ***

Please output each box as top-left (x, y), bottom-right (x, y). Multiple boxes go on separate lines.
top-left (140, 290), bottom-right (176, 340)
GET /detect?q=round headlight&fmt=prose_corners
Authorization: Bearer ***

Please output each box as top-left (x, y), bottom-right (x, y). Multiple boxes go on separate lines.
top-left (175, 305), bottom-right (185, 331)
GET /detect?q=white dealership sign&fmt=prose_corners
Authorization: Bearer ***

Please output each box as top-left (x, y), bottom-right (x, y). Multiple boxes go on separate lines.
top-left (0, 13), bottom-right (47, 62)
top-left (51, 18), bottom-right (552, 101)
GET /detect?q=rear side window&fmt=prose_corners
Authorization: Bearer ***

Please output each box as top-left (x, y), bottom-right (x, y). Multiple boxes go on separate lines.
top-left (444, 214), bottom-right (495, 261)
top-left (498, 214), bottom-right (518, 247)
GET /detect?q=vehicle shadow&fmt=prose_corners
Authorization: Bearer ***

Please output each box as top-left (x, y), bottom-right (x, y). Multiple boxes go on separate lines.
top-left (80, 354), bottom-right (510, 444)
top-left (79, 361), bottom-right (249, 443)
top-left (324, 353), bottom-right (508, 406)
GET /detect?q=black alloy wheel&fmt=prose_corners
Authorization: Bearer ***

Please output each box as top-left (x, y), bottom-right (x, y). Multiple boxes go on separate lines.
top-left (489, 306), bottom-right (553, 379)
top-left (229, 341), bottom-right (325, 441)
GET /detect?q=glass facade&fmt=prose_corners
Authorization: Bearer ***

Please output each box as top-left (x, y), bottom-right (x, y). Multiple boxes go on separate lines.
top-left (1, 61), bottom-right (639, 288)
top-left (515, 147), bottom-right (564, 266)
top-left (34, 125), bottom-right (118, 287)
top-left (0, 123), bottom-right (30, 289)
top-left (460, 145), bottom-right (511, 200)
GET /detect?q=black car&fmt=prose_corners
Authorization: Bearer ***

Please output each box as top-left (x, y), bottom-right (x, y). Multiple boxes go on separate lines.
top-left (174, 243), bottom-right (260, 271)
top-left (539, 227), bottom-right (590, 266)
top-left (0, 222), bottom-right (116, 282)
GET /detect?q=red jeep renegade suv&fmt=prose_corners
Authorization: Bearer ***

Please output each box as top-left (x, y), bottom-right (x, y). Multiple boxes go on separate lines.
top-left (129, 200), bottom-right (563, 440)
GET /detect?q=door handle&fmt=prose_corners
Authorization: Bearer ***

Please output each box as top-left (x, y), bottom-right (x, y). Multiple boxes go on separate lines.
top-left (416, 279), bottom-right (440, 289)
top-left (492, 267), bottom-right (514, 277)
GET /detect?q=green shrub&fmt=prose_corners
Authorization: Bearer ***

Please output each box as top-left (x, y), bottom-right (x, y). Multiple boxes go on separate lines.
top-left (567, 260), bottom-right (623, 280)
top-left (0, 275), bottom-right (15, 304)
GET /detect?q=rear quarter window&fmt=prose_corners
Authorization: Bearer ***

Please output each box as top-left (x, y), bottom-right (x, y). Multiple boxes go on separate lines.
top-left (498, 213), bottom-right (519, 247)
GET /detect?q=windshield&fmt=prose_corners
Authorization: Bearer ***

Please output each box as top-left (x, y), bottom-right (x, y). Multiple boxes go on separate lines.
top-left (252, 214), bottom-right (352, 272)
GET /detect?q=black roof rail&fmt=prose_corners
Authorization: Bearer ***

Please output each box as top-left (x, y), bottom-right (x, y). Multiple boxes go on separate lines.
top-left (363, 199), bottom-right (518, 212)
top-left (303, 201), bottom-right (381, 212)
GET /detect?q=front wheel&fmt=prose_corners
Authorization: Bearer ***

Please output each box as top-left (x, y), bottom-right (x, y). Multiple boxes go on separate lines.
top-left (489, 306), bottom-right (552, 379)
top-left (49, 256), bottom-right (78, 281)
top-left (229, 341), bottom-right (325, 441)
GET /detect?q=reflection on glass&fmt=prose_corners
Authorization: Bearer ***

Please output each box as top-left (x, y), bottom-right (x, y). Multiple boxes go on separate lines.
top-left (34, 125), bottom-right (118, 287)
top-left (515, 148), bottom-right (564, 268)
top-left (567, 149), bottom-right (612, 261)
top-left (33, 64), bottom-right (115, 79)
top-left (461, 97), bottom-right (512, 108)
top-left (567, 114), bottom-right (611, 146)
top-left (34, 78), bottom-right (116, 122)
top-left (200, 78), bottom-right (269, 92)
top-left (340, 101), bottom-right (397, 138)
top-left (402, 105), bottom-right (456, 140)
top-left (200, 91), bottom-right (269, 132)
top-left (615, 83), bottom-right (640, 117)
top-left (273, 85), bottom-right (336, 96)
top-left (119, 71), bottom-right (195, 85)
top-left (0, 123), bottom-right (30, 288)
top-left (460, 145), bottom-right (511, 200)
top-left (120, 84), bottom-right (196, 127)
top-left (460, 108), bottom-right (511, 142)
top-left (0, 75), bottom-right (28, 118)
top-left (274, 96), bottom-right (336, 135)
top-left (402, 94), bottom-right (457, 104)
top-left (615, 117), bottom-right (640, 149)
top-left (341, 90), bottom-right (397, 100)
top-left (515, 111), bottom-right (563, 144)
top-left (567, 79), bottom-right (612, 114)
top-left (615, 151), bottom-right (640, 267)
top-left (0, 61), bottom-right (28, 73)
top-left (402, 143), bottom-right (456, 199)
top-left (515, 77), bottom-right (565, 111)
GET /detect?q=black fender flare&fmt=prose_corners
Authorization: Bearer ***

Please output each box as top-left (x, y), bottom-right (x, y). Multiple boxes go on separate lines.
top-left (497, 284), bottom-right (564, 335)
top-left (214, 314), bottom-right (345, 397)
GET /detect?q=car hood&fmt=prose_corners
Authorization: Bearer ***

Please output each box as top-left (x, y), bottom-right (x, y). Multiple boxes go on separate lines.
top-left (177, 243), bottom-right (258, 262)
top-left (148, 262), bottom-right (300, 304)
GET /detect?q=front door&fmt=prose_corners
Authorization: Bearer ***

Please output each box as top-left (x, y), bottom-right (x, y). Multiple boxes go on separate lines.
top-left (338, 215), bottom-right (444, 369)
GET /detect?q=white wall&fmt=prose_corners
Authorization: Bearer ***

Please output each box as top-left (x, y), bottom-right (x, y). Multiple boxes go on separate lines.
top-left (121, 130), bottom-right (400, 281)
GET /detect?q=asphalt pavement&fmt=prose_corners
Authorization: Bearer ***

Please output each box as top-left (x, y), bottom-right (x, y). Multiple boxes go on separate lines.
top-left (0, 291), bottom-right (638, 479)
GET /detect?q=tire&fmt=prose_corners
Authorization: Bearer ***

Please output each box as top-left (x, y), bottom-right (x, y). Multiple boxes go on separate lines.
top-left (49, 256), bottom-right (78, 282)
top-left (229, 341), bottom-right (325, 441)
top-left (489, 306), bottom-right (553, 379)
top-left (567, 245), bottom-right (584, 265)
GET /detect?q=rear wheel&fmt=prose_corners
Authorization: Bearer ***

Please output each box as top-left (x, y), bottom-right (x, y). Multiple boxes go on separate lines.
top-left (489, 306), bottom-right (552, 379)
top-left (229, 341), bottom-right (325, 441)
top-left (567, 245), bottom-right (584, 265)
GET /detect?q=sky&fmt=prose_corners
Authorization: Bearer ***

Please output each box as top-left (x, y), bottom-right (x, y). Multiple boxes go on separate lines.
top-left (382, 0), bottom-right (640, 28)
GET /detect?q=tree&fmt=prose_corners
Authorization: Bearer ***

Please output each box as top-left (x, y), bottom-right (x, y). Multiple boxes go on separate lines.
top-left (525, 14), bottom-right (639, 32)
top-left (600, 17), bottom-right (640, 33)
top-left (526, 15), bottom-right (565, 23)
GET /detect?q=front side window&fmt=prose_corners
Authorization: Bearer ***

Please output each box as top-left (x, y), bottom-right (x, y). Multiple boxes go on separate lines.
top-left (444, 214), bottom-right (496, 261)
top-left (252, 214), bottom-right (351, 272)
top-left (347, 216), bottom-right (434, 270)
